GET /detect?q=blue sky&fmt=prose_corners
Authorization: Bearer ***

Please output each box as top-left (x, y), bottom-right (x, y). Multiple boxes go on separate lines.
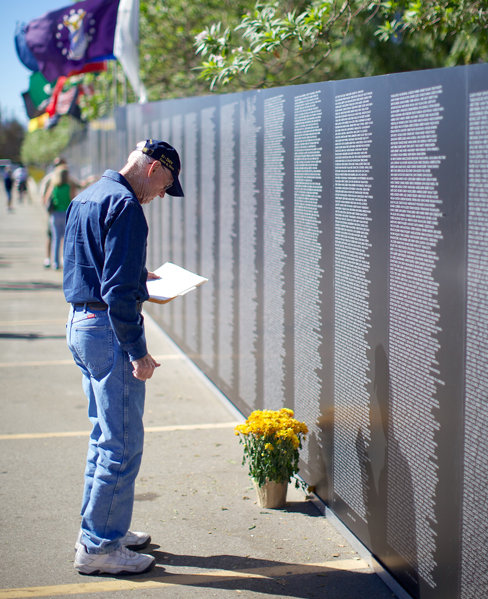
top-left (1, 0), bottom-right (70, 125)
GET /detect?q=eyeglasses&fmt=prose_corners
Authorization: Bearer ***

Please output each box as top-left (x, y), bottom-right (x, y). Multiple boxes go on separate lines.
top-left (160, 164), bottom-right (174, 191)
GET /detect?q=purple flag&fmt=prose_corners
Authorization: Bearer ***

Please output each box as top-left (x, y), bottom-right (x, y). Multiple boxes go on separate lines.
top-left (24, 0), bottom-right (120, 82)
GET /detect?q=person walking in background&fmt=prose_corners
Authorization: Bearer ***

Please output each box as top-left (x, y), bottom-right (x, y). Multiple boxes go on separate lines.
top-left (41, 157), bottom-right (65, 268)
top-left (41, 158), bottom-right (98, 267)
top-left (64, 139), bottom-right (184, 576)
top-left (4, 167), bottom-right (13, 212)
top-left (43, 163), bottom-right (73, 270)
top-left (13, 163), bottom-right (28, 203)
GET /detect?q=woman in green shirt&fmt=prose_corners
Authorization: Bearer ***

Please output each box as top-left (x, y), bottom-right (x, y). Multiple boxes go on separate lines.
top-left (44, 166), bottom-right (73, 270)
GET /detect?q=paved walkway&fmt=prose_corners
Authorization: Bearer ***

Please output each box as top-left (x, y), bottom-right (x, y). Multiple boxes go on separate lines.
top-left (0, 186), bottom-right (394, 599)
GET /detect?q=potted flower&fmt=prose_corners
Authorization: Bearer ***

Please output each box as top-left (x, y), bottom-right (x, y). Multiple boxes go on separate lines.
top-left (235, 408), bottom-right (309, 509)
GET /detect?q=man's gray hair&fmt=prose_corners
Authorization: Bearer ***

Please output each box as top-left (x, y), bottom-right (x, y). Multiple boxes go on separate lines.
top-left (125, 141), bottom-right (155, 175)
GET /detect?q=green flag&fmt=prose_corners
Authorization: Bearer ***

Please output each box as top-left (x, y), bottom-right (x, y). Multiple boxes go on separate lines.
top-left (28, 72), bottom-right (53, 108)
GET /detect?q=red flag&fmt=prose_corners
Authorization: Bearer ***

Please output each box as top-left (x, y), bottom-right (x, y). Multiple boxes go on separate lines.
top-left (67, 61), bottom-right (107, 77)
top-left (45, 76), bottom-right (67, 116)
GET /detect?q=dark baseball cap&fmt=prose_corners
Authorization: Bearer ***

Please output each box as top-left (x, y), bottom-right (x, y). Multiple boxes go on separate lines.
top-left (140, 139), bottom-right (184, 197)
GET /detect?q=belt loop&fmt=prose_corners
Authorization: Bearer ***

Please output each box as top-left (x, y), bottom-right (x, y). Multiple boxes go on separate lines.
top-left (83, 303), bottom-right (88, 314)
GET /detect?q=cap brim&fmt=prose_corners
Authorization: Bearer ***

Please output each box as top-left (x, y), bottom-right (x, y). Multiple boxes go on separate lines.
top-left (167, 175), bottom-right (184, 197)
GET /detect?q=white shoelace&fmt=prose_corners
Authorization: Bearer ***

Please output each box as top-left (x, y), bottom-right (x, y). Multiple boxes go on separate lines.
top-left (117, 545), bottom-right (137, 559)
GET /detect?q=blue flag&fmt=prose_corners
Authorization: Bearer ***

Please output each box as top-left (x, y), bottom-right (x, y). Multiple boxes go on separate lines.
top-left (15, 22), bottom-right (39, 72)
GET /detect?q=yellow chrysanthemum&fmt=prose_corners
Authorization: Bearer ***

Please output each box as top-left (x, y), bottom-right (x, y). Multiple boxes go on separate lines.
top-left (236, 409), bottom-right (307, 448)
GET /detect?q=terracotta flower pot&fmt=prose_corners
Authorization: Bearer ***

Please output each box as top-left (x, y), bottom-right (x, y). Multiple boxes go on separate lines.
top-left (253, 479), bottom-right (288, 509)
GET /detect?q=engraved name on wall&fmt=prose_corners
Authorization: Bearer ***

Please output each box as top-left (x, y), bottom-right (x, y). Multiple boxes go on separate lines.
top-left (460, 89), bottom-right (488, 599)
top-left (238, 97), bottom-right (259, 409)
top-left (263, 95), bottom-right (287, 410)
top-left (388, 86), bottom-right (445, 589)
top-left (219, 102), bottom-right (237, 388)
top-left (184, 112), bottom-right (198, 352)
top-left (333, 90), bottom-right (373, 521)
top-left (200, 107), bottom-right (217, 370)
top-left (293, 90), bottom-right (323, 467)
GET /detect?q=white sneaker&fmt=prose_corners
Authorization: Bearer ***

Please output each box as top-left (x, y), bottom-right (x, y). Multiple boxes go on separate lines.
top-left (74, 544), bottom-right (155, 575)
top-left (75, 529), bottom-right (151, 552)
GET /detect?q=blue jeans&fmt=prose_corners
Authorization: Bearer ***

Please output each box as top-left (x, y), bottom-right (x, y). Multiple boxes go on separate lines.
top-left (66, 305), bottom-right (146, 554)
top-left (50, 211), bottom-right (66, 268)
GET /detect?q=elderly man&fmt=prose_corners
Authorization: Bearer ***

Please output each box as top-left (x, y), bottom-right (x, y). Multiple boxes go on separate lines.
top-left (64, 140), bottom-right (184, 575)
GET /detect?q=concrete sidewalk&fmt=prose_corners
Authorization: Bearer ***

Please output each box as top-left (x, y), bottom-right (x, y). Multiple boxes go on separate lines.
top-left (0, 188), bottom-right (394, 599)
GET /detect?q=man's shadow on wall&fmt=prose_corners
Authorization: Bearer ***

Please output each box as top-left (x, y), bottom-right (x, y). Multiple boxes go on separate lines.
top-left (355, 344), bottom-right (419, 590)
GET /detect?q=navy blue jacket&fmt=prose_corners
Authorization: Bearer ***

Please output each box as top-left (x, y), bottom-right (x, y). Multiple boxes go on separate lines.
top-left (63, 170), bottom-right (149, 361)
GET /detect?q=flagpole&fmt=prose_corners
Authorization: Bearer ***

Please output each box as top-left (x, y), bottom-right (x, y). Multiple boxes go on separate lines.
top-left (113, 60), bottom-right (117, 109)
top-left (105, 74), bottom-right (110, 115)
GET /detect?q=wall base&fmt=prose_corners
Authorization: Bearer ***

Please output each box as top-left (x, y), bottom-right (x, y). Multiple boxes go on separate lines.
top-left (309, 493), bottom-right (413, 599)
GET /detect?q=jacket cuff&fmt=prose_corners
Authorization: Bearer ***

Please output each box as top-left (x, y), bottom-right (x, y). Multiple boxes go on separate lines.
top-left (124, 337), bottom-right (148, 363)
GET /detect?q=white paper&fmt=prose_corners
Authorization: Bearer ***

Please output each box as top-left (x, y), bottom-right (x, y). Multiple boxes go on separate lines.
top-left (146, 262), bottom-right (208, 301)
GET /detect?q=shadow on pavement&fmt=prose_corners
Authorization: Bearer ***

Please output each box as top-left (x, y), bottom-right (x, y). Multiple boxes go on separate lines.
top-left (0, 333), bottom-right (66, 340)
top-left (119, 551), bottom-right (380, 598)
top-left (280, 500), bottom-right (322, 518)
top-left (0, 281), bottom-right (63, 291)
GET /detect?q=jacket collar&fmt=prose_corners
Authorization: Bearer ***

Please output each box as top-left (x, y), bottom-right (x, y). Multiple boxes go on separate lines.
top-left (102, 170), bottom-right (137, 199)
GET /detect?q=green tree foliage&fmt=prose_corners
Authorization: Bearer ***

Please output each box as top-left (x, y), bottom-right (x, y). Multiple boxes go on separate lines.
top-left (139, 0), bottom-right (257, 100)
top-left (0, 110), bottom-right (24, 163)
top-left (79, 67), bottom-right (137, 122)
top-left (376, 0), bottom-right (488, 66)
top-left (194, 0), bottom-right (488, 91)
top-left (21, 116), bottom-right (72, 168)
top-left (195, 0), bottom-right (375, 89)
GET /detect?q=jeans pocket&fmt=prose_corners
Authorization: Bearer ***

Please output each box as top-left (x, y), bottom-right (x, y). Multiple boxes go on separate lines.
top-left (74, 324), bottom-right (114, 375)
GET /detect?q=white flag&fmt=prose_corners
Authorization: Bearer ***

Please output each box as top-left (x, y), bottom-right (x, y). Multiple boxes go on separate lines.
top-left (114, 0), bottom-right (147, 103)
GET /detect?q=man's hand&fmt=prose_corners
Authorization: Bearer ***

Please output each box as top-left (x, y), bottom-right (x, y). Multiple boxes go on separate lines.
top-left (147, 271), bottom-right (161, 280)
top-left (131, 353), bottom-right (161, 381)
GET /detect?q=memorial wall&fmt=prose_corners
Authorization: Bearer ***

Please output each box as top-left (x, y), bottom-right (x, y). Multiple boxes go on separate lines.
top-left (66, 63), bottom-right (488, 599)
